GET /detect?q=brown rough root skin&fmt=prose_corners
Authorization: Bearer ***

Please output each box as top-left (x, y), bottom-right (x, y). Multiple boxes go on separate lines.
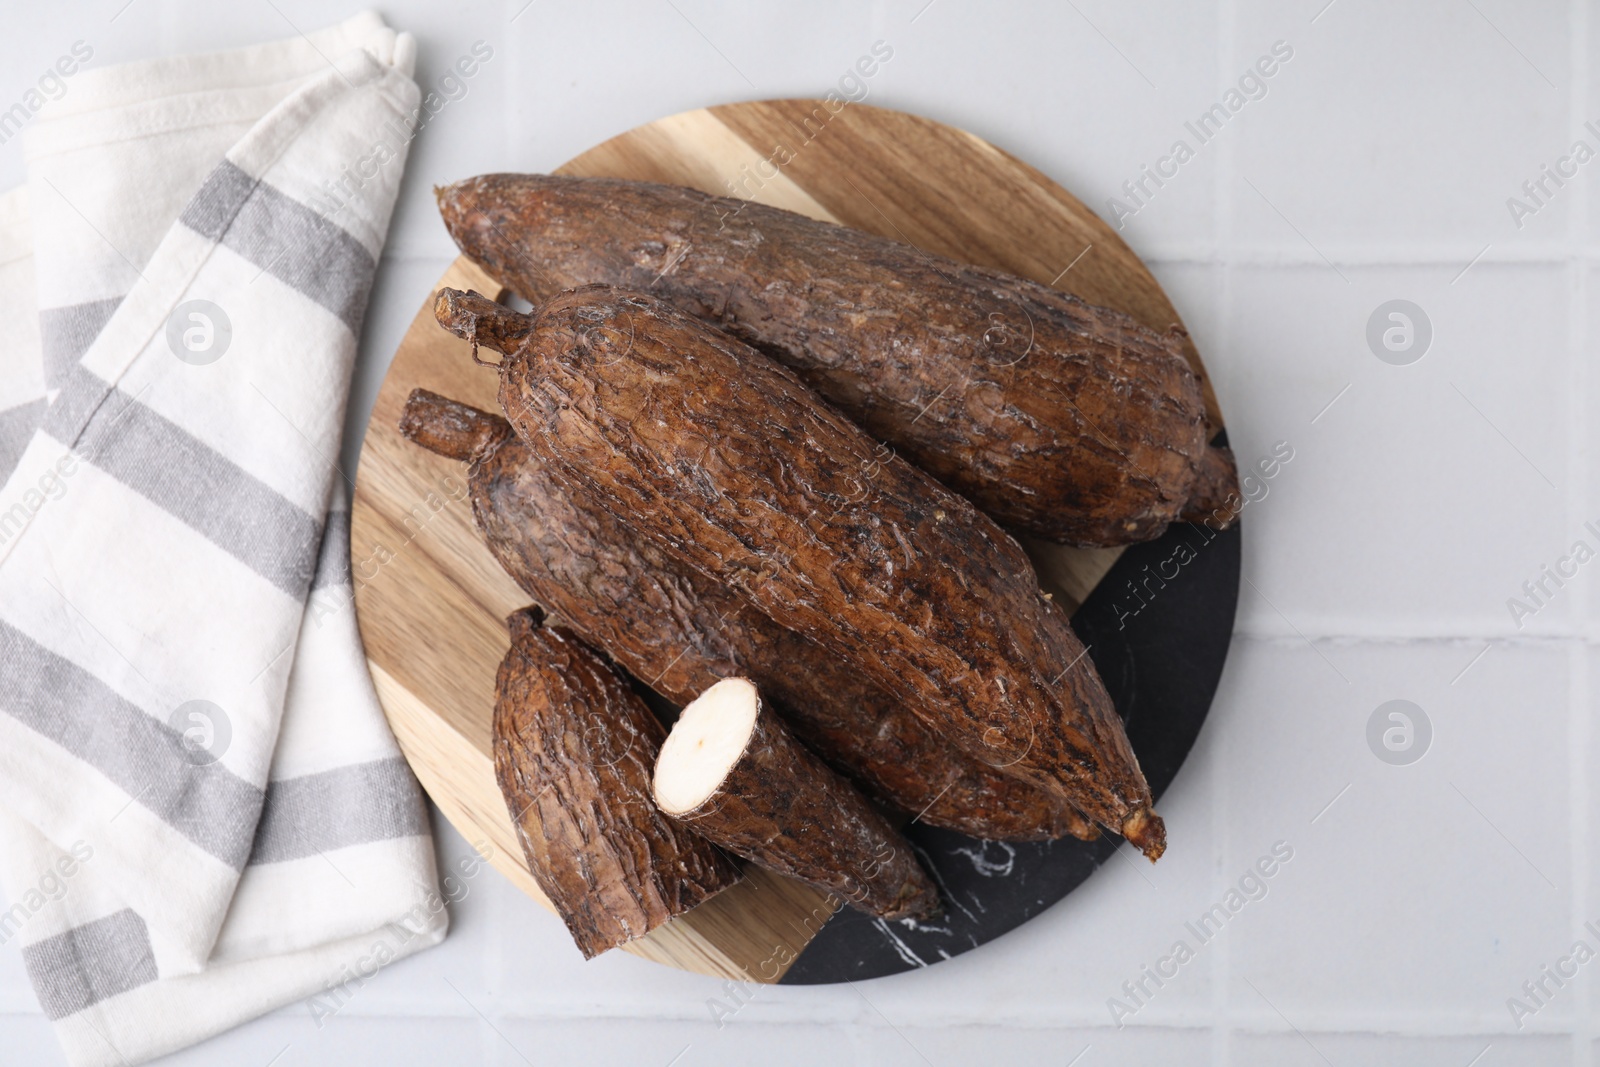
top-left (400, 389), bottom-right (1094, 842)
top-left (437, 173), bottom-right (1238, 547)
top-left (658, 684), bottom-right (941, 921)
top-left (492, 609), bottom-right (742, 958)
top-left (1178, 445), bottom-right (1240, 529)
top-left (435, 287), bottom-right (1165, 859)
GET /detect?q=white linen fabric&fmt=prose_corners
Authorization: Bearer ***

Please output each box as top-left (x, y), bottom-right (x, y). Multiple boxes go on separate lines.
top-left (0, 13), bottom-right (447, 1065)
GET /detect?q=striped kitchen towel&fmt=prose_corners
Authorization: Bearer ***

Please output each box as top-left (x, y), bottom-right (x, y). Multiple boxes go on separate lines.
top-left (0, 186), bottom-right (43, 484)
top-left (0, 13), bottom-right (446, 1065)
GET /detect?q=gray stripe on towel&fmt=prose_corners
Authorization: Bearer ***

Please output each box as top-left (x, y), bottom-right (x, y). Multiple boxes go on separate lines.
top-left (42, 367), bottom-right (321, 600)
top-left (180, 161), bottom-right (376, 335)
top-left (310, 508), bottom-right (351, 591)
top-left (21, 909), bottom-right (158, 1020)
top-left (0, 398), bottom-right (45, 483)
top-left (0, 619), bottom-right (265, 870)
top-left (38, 297), bottom-right (122, 391)
top-left (250, 757), bottom-right (428, 865)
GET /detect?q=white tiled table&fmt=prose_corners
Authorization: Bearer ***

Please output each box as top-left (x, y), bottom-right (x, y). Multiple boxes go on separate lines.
top-left (1, 0), bottom-right (1591, 1063)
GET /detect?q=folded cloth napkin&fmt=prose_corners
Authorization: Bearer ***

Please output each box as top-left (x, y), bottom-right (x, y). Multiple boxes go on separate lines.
top-left (0, 187), bottom-right (43, 480)
top-left (0, 13), bottom-right (447, 1065)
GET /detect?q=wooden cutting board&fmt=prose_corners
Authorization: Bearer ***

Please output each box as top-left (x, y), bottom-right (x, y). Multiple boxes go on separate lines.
top-left (351, 99), bottom-right (1222, 982)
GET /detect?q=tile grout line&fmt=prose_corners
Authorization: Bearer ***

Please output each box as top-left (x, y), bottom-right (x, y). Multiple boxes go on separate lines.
top-left (1230, 628), bottom-right (1600, 644)
top-left (1574, 645), bottom-right (1591, 1067)
top-left (1213, 0), bottom-right (1236, 1062)
top-left (1568, 0), bottom-right (1592, 1062)
top-left (1571, 0), bottom-right (1591, 628)
top-left (394, 1010), bottom-right (1600, 1038)
top-left (488, 837), bottom-right (505, 1066)
top-left (1149, 246), bottom-right (1600, 264)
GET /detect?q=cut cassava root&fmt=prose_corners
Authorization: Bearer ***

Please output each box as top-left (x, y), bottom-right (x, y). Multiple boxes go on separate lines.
top-left (654, 678), bottom-right (940, 921)
top-left (492, 608), bottom-right (742, 958)
top-left (436, 287), bottom-right (1165, 859)
top-left (437, 173), bottom-right (1237, 547)
top-left (400, 387), bottom-right (1093, 842)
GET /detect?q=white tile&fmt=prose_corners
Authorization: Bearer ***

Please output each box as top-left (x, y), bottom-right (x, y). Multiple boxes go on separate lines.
top-left (858, 740), bottom-right (1219, 1028)
top-left (1580, 646), bottom-right (1600, 1019)
top-left (1220, 262), bottom-right (1570, 635)
top-left (0, 1013), bottom-right (65, 1066)
top-left (489, 862), bottom-right (697, 1014)
top-left (497, 1), bottom-right (1221, 254)
top-left (856, 1024), bottom-right (1210, 1067)
top-left (1147, 261), bottom-right (1220, 366)
top-left (150, 1013), bottom-right (483, 1067)
top-left (1223, 639), bottom-right (1572, 1019)
top-left (1232, 1031), bottom-right (1566, 1067)
top-left (154, 2), bottom-right (285, 56)
top-left (497, 1018), bottom-right (858, 1067)
top-left (500, 0), bottom-right (868, 175)
top-left (0, 9), bottom-right (165, 192)
top-left (915, 1), bottom-right (1223, 255)
top-left (381, 8), bottom-right (515, 262)
top-left (1231, 0), bottom-right (1571, 250)
top-left (1578, 264), bottom-right (1600, 629)
top-left (880, 0), bottom-right (1224, 253)
top-left (1587, 15), bottom-right (1600, 250)
top-left (1144, 256), bottom-right (1237, 447)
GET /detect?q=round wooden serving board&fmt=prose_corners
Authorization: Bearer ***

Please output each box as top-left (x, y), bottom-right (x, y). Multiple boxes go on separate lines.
top-left (351, 100), bottom-right (1239, 983)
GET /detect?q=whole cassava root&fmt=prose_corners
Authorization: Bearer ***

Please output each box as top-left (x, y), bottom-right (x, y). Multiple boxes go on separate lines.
top-left (492, 608), bottom-right (742, 958)
top-left (436, 173), bottom-right (1237, 547)
top-left (654, 678), bottom-right (940, 921)
top-left (436, 287), bottom-right (1165, 859)
top-left (400, 388), bottom-right (1092, 842)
